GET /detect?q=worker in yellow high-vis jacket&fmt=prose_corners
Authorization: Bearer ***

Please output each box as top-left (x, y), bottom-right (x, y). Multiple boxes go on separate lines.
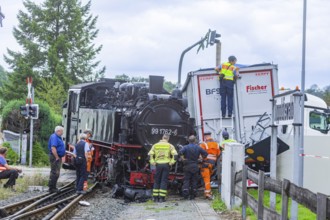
top-left (215, 55), bottom-right (239, 118)
top-left (148, 134), bottom-right (178, 203)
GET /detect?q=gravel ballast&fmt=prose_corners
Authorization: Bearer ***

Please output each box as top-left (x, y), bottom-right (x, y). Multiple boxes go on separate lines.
top-left (0, 191), bottom-right (43, 206)
top-left (74, 188), bottom-right (127, 220)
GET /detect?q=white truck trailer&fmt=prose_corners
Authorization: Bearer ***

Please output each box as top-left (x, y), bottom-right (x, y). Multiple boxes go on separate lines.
top-left (181, 63), bottom-right (330, 195)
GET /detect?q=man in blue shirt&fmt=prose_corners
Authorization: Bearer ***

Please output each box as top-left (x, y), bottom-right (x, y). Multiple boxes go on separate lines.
top-left (179, 135), bottom-right (208, 200)
top-left (48, 126), bottom-right (65, 193)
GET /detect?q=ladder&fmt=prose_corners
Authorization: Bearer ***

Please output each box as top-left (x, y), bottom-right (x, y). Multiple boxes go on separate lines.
top-left (219, 116), bottom-right (234, 143)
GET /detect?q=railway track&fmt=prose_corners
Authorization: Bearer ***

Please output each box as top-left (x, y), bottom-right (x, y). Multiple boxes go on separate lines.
top-left (0, 181), bottom-right (98, 220)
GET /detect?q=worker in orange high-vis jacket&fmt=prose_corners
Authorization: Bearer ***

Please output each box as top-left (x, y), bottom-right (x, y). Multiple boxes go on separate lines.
top-left (83, 129), bottom-right (94, 173)
top-left (83, 129), bottom-right (94, 191)
top-left (199, 131), bottom-right (221, 200)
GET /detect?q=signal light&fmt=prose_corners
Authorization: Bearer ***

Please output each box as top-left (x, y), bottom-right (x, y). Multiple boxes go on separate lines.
top-left (28, 104), bottom-right (39, 119)
top-left (209, 30), bottom-right (221, 46)
top-left (20, 105), bottom-right (28, 117)
top-left (19, 104), bottom-right (39, 119)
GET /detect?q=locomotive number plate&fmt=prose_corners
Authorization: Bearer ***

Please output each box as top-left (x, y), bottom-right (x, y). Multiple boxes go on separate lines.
top-left (151, 127), bottom-right (178, 136)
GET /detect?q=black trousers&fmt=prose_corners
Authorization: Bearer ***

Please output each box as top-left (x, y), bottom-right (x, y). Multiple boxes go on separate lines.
top-left (75, 160), bottom-right (87, 191)
top-left (48, 154), bottom-right (62, 190)
top-left (220, 79), bottom-right (234, 116)
top-left (153, 163), bottom-right (169, 198)
top-left (0, 170), bottom-right (19, 187)
top-left (182, 163), bottom-right (199, 197)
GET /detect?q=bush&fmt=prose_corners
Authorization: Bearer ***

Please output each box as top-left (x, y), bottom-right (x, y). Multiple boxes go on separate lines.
top-left (1, 99), bottom-right (62, 158)
top-left (1, 142), bottom-right (19, 165)
top-left (27, 141), bottom-right (49, 166)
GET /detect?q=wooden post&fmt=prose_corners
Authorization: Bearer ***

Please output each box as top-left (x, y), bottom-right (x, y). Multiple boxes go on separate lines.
top-left (242, 165), bottom-right (247, 220)
top-left (257, 170), bottom-right (265, 220)
top-left (316, 193), bottom-right (327, 220)
top-left (230, 161), bottom-right (236, 207)
top-left (281, 179), bottom-right (290, 220)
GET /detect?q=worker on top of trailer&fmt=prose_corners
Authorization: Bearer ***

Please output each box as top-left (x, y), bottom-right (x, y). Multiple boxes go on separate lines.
top-left (215, 55), bottom-right (239, 118)
top-left (148, 134), bottom-right (178, 203)
top-left (199, 131), bottom-right (221, 200)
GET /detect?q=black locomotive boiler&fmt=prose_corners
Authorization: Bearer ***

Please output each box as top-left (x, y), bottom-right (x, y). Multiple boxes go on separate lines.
top-left (62, 76), bottom-right (194, 192)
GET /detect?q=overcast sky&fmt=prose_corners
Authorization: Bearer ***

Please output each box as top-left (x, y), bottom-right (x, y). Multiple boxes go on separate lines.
top-left (0, 0), bottom-right (329, 89)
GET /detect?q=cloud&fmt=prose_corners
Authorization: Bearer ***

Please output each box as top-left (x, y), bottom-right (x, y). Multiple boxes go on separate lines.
top-left (1, 0), bottom-right (329, 89)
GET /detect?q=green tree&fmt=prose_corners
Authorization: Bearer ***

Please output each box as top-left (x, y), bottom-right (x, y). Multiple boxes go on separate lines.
top-left (35, 77), bottom-right (67, 114)
top-left (131, 76), bottom-right (149, 82)
top-left (115, 74), bottom-right (130, 82)
top-left (114, 74), bottom-right (176, 92)
top-left (0, 65), bottom-right (8, 87)
top-left (323, 86), bottom-right (330, 106)
top-left (306, 84), bottom-right (324, 98)
top-left (1, 0), bottom-right (105, 103)
top-left (163, 80), bottom-right (176, 93)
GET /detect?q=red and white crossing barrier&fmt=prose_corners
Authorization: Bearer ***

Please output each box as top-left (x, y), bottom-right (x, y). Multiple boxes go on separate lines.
top-left (299, 153), bottom-right (330, 160)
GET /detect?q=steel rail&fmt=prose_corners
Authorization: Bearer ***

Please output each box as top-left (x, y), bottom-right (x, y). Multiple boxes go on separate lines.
top-left (51, 182), bottom-right (98, 220)
top-left (10, 194), bottom-right (77, 220)
top-left (0, 180), bottom-right (75, 218)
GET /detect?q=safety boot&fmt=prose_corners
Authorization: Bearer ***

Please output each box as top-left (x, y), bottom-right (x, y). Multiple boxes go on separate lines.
top-left (153, 196), bottom-right (159, 203)
top-left (205, 193), bottom-right (213, 200)
top-left (158, 197), bottom-right (165, 203)
top-left (182, 189), bottom-right (189, 200)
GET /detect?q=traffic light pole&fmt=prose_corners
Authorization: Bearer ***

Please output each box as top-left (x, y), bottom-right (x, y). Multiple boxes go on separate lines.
top-left (177, 39), bottom-right (205, 87)
top-left (20, 77), bottom-right (37, 167)
top-left (177, 29), bottom-right (220, 87)
top-left (28, 79), bottom-right (34, 167)
top-left (29, 117), bottom-right (33, 167)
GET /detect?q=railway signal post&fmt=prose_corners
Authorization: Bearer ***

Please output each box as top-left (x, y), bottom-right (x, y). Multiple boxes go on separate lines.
top-left (20, 77), bottom-right (39, 167)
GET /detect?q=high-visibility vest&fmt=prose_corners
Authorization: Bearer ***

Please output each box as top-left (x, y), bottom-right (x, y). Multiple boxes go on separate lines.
top-left (220, 139), bottom-right (237, 149)
top-left (86, 139), bottom-right (93, 172)
top-left (148, 141), bottom-right (177, 164)
top-left (220, 62), bottom-right (236, 80)
top-left (0, 166), bottom-right (6, 172)
top-left (200, 140), bottom-right (220, 162)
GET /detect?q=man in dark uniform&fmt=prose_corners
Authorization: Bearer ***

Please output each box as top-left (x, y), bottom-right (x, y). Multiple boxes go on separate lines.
top-left (73, 133), bottom-right (90, 194)
top-left (179, 135), bottom-right (208, 200)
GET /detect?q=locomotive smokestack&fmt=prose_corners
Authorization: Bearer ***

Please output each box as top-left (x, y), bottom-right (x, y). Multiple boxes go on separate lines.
top-left (149, 75), bottom-right (164, 94)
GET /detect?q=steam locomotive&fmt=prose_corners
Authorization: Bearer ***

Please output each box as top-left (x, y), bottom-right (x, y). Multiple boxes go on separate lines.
top-left (62, 76), bottom-right (194, 192)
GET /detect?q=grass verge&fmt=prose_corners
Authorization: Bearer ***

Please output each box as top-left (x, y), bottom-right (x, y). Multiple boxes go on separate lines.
top-left (212, 191), bottom-right (227, 212)
top-left (210, 189), bottom-right (316, 220)
top-left (0, 173), bottom-right (48, 200)
top-left (246, 189), bottom-right (316, 220)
